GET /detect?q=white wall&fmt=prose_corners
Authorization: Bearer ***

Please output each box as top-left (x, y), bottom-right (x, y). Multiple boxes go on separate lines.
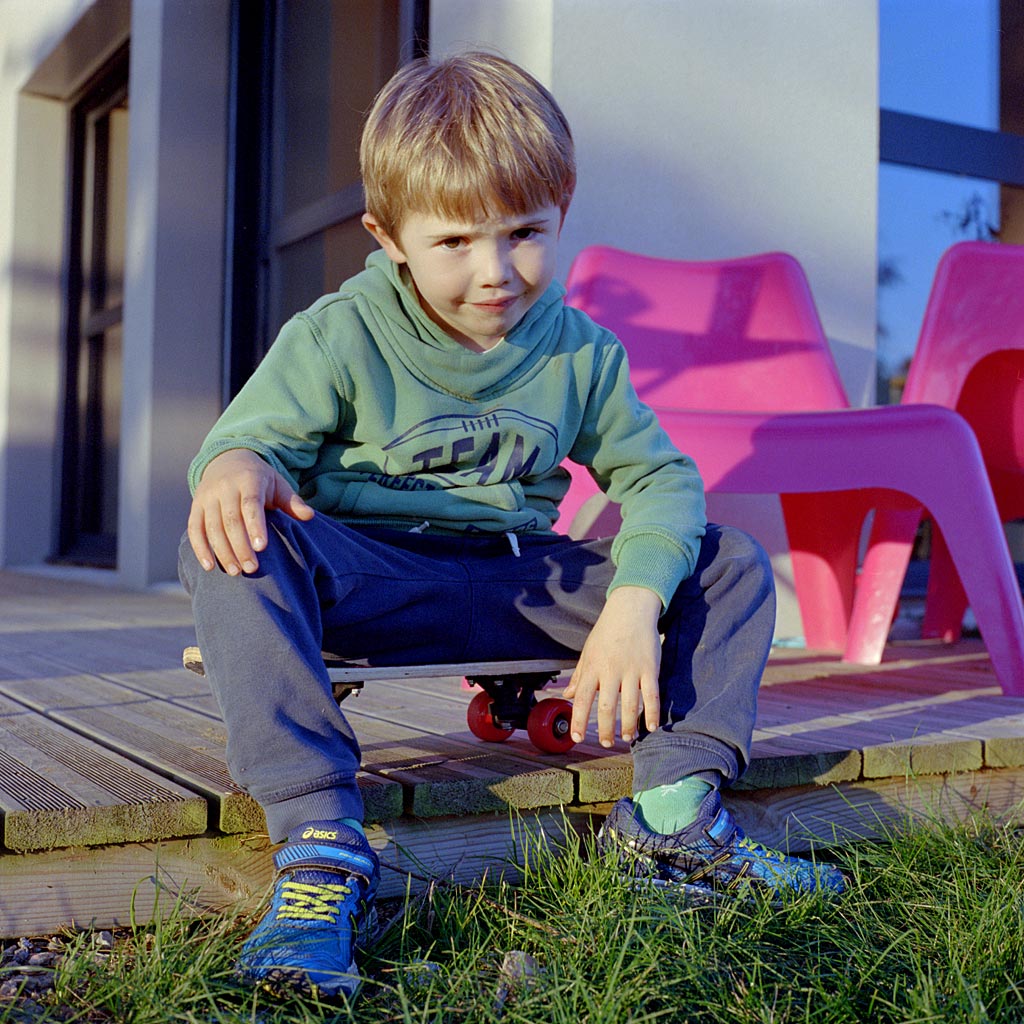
top-left (0, 0), bottom-right (230, 586)
top-left (118, 0), bottom-right (231, 587)
top-left (0, 0), bottom-right (96, 568)
top-left (431, 0), bottom-right (880, 640)
top-left (432, 0), bottom-right (879, 404)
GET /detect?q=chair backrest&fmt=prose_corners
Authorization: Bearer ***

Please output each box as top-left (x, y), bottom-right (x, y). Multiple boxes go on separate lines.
top-left (564, 245), bottom-right (849, 412)
top-left (900, 242), bottom-right (1024, 481)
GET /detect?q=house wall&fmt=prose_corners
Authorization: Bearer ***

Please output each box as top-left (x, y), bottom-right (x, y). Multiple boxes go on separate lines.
top-left (118, 0), bottom-right (230, 587)
top-left (0, 0), bottom-right (230, 587)
top-left (432, 0), bottom-right (879, 404)
top-left (0, 0), bottom-right (95, 569)
top-left (431, 0), bottom-right (880, 639)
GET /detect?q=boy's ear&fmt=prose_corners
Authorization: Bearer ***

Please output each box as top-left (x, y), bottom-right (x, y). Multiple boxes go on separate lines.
top-left (361, 213), bottom-right (407, 264)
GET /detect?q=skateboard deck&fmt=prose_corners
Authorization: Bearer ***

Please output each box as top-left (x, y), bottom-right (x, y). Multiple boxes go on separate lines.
top-left (182, 648), bottom-right (578, 753)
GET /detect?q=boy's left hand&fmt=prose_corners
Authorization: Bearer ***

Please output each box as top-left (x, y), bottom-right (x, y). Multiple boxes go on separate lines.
top-left (563, 586), bottom-right (663, 748)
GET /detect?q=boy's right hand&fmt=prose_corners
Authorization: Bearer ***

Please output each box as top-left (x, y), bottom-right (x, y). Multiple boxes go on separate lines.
top-left (187, 448), bottom-right (314, 574)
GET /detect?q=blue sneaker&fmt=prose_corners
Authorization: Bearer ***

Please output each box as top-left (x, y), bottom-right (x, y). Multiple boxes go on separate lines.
top-left (597, 791), bottom-right (846, 898)
top-left (238, 821), bottom-right (380, 999)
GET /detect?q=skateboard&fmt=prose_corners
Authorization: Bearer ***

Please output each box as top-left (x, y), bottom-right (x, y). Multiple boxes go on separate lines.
top-left (183, 648), bottom-right (578, 754)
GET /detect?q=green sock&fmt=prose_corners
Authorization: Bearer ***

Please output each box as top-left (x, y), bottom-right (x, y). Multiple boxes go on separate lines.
top-left (339, 817), bottom-right (364, 836)
top-left (634, 777), bottom-right (713, 835)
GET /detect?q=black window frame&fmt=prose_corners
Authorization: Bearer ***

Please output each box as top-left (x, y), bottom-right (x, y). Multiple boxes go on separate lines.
top-left (223, 0), bottom-right (429, 403)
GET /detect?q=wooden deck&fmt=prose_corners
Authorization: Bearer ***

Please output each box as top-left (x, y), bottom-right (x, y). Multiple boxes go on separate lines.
top-left (3, 568), bottom-right (1024, 937)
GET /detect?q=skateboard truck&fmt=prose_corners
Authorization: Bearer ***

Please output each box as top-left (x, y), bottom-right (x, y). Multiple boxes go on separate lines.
top-left (465, 669), bottom-right (575, 754)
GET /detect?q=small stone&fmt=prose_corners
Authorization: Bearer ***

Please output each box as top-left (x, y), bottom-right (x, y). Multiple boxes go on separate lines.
top-left (402, 959), bottom-right (442, 989)
top-left (494, 950), bottom-right (544, 1009)
top-left (0, 969), bottom-right (55, 1000)
top-left (93, 931), bottom-right (114, 951)
top-left (500, 950), bottom-right (542, 985)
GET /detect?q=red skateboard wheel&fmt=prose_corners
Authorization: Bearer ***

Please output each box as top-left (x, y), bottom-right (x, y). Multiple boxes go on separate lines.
top-left (526, 698), bottom-right (575, 754)
top-left (466, 690), bottom-right (515, 742)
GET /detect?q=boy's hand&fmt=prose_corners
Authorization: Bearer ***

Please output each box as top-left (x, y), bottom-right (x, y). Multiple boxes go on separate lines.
top-left (564, 586), bottom-right (663, 747)
top-left (187, 448), bottom-right (314, 574)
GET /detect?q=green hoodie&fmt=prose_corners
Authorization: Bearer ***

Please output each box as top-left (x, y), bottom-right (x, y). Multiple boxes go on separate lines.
top-left (189, 251), bottom-right (706, 606)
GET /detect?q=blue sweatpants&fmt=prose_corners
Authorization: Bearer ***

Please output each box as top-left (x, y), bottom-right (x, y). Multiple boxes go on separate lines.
top-left (178, 512), bottom-right (775, 842)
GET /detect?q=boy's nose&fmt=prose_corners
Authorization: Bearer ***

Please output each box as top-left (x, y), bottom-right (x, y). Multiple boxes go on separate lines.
top-left (477, 243), bottom-right (512, 286)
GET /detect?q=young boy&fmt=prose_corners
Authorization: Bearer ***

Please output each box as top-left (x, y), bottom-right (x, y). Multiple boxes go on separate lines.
top-left (180, 51), bottom-right (844, 1000)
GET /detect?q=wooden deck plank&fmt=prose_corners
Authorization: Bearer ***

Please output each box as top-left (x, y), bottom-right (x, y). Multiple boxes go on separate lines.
top-left (758, 639), bottom-right (990, 683)
top-left (338, 673), bottom-right (636, 803)
top-left (1, 657), bottom-right (575, 824)
top-left (348, 674), bottom-right (608, 750)
top-left (0, 671), bottom-right (403, 831)
top-left (0, 573), bottom-right (193, 632)
top-left (0, 808), bottom-right (593, 936)
top-left (860, 738), bottom-right (984, 778)
top-left (357, 676), bottom-right (869, 798)
top-left (13, 645), bottom-right (577, 821)
top-left (346, 710), bottom-right (575, 816)
top-left (8, 760), bottom-right (1024, 938)
top-left (0, 693), bottom-right (207, 852)
top-left (0, 621), bottom-right (196, 674)
top-left (755, 671), bottom-right (996, 725)
top-left (727, 766), bottom-right (1024, 851)
top-left (0, 834), bottom-right (275, 936)
top-left (744, 734), bottom-right (862, 789)
top-left (119, 646), bottom-right (602, 811)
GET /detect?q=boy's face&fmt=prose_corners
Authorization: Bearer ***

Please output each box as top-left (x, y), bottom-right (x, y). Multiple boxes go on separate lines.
top-left (362, 204), bottom-right (563, 352)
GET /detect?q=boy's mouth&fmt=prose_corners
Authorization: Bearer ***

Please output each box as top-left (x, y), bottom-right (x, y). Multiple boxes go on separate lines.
top-left (471, 296), bottom-right (519, 310)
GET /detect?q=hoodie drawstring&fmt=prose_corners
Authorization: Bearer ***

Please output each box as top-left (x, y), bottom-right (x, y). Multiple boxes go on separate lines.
top-left (409, 520), bottom-right (521, 557)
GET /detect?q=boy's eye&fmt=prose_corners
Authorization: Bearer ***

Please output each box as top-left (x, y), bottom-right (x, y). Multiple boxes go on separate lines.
top-left (511, 227), bottom-right (538, 240)
top-left (439, 237), bottom-right (464, 250)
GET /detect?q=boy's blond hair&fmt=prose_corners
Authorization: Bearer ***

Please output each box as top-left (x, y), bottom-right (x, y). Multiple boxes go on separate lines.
top-left (360, 51), bottom-right (576, 238)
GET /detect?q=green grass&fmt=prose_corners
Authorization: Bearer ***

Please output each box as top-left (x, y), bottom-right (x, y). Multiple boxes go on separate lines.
top-left (4, 810), bottom-right (1024, 1024)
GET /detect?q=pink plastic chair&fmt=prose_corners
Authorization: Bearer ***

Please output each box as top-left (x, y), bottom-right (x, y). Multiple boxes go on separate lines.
top-left (849, 241), bottom-right (1024, 658)
top-left (561, 244), bottom-right (1024, 696)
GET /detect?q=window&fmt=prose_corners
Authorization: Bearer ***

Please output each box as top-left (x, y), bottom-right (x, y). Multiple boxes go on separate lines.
top-left (57, 47), bottom-right (129, 567)
top-left (225, 0), bottom-right (428, 399)
top-left (877, 0), bottom-right (1024, 401)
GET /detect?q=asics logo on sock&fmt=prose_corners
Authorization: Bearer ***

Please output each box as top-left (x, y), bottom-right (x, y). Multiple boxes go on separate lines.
top-left (302, 827), bottom-right (338, 840)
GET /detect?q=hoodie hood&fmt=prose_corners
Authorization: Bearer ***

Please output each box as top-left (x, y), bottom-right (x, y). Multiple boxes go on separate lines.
top-left (338, 249), bottom-right (569, 401)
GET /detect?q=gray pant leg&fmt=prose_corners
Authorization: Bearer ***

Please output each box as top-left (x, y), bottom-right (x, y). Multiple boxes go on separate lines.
top-left (632, 524), bottom-right (776, 792)
top-left (179, 513), bottom-right (773, 839)
top-left (179, 515), bottom-right (366, 840)
top-left (461, 524), bottom-right (774, 791)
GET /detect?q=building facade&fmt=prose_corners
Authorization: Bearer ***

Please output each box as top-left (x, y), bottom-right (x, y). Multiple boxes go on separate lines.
top-left (1, 2), bottom-right (1020, 644)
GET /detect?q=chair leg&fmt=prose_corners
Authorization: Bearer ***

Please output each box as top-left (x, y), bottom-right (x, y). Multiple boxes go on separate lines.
top-left (927, 482), bottom-right (1024, 697)
top-left (921, 525), bottom-right (968, 642)
top-left (780, 493), bottom-right (866, 652)
top-left (843, 504), bottom-right (922, 664)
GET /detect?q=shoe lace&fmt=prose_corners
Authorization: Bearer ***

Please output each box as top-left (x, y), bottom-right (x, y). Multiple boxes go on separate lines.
top-left (275, 879), bottom-right (354, 924)
top-left (736, 835), bottom-right (787, 865)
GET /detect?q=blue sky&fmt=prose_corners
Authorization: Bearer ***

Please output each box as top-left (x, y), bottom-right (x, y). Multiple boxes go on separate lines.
top-left (877, 0), bottom-right (1000, 389)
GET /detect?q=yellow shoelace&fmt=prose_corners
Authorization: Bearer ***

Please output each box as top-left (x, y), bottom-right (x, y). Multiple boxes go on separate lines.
top-left (737, 836), bottom-right (784, 863)
top-left (275, 881), bottom-right (352, 924)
